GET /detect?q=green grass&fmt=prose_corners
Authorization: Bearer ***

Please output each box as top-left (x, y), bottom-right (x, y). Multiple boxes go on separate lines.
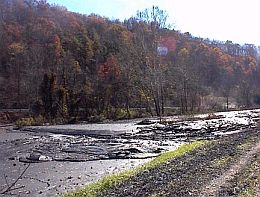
top-left (61, 140), bottom-right (207, 197)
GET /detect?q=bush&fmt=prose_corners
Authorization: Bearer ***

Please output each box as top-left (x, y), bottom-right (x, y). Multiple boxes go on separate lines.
top-left (33, 115), bottom-right (45, 125)
top-left (87, 114), bottom-right (106, 123)
top-left (15, 115), bottom-right (45, 128)
top-left (15, 117), bottom-right (34, 128)
top-left (114, 108), bottom-right (128, 120)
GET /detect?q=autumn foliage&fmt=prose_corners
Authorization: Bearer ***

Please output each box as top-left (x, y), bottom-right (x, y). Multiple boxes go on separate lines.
top-left (98, 55), bottom-right (121, 81)
top-left (0, 0), bottom-right (259, 121)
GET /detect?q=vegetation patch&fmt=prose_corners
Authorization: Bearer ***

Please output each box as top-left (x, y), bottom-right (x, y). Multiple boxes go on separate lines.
top-left (15, 115), bottom-right (45, 128)
top-left (139, 141), bottom-right (207, 170)
top-left (62, 140), bottom-right (206, 197)
top-left (237, 141), bottom-right (255, 151)
top-left (212, 156), bottom-right (232, 167)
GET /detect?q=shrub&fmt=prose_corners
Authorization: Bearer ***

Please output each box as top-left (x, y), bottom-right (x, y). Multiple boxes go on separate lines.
top-left (15, 115), bottom-right (45, 128)
top-left (15, 117), bottom-right (34, 128)
top-left (33, 115), bottom-right (45, 125)
top-left (114, 108), bottom-right (128, 120)
top-left (87, 114), bottom-right (106, 123)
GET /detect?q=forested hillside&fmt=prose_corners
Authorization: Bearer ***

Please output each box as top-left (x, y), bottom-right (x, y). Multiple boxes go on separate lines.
top-left (1, 0), bottom-right (260, 122)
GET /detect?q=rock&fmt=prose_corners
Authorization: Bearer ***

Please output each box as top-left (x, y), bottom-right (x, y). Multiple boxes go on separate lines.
top-left (125, 147), bottom-right (143, 153)
top-left (18, 152), bottom-right (52, 163)
top-left (27, 152), bottom-right (41, 161)
top-left (39, 155), bottom-right (52, 161)
top-left (154, 148), bottom-right (165, 153)
top-left (108, 150), bottom-right (131, 159)
top-left (136, 119), bottom-right (154, 125)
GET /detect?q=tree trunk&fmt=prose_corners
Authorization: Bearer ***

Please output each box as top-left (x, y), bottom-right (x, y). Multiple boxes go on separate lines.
top-left (17, 61), bottom-right (21, 110)
top-left (226, 96), bottom-right (229, 110)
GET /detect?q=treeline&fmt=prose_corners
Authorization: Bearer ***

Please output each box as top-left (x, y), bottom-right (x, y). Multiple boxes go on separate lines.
top-left (0, 0), bottom-right (260, 123)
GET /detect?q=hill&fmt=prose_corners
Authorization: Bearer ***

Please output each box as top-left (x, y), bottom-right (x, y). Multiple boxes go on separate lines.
top-left (0, 0), bottom-right (260, 123)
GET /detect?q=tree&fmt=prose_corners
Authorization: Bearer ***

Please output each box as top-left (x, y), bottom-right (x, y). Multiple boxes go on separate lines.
top-left (0, 1), bottom-right (258, 119)
top-left (8, 42), bottom-right (26, 108)
top-left (40, 73), bottom-right (57, 120)
top-left (134, 6), bottom-right (170, 118)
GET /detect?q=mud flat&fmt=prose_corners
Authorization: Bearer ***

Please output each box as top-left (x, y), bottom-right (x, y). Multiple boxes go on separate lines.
top-left (0, 109), bottom-right (260, 196)
top-left (0, 127), bottom-right (155, 197)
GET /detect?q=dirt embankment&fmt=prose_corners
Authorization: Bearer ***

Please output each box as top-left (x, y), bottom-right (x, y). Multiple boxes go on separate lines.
top-left (100, 129), bottom-right (260, 197)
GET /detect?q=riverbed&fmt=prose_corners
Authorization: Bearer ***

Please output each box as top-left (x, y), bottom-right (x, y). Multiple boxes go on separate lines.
top-left (0, 109), bottom-right (259, 196)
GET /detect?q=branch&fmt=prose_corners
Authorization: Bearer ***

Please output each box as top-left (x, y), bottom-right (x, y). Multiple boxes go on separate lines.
top-left (23, 176), bottom-right (50, 187)
top-left (4, 174), bottom-right (10, 188)
top-left (6, 185), bottom-right (25, 192)
top-left (0, 164), bottom-right (30, 194)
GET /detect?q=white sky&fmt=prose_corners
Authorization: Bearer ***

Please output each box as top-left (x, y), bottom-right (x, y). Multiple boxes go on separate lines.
top-left (47, 0), bottom-right (260, 46)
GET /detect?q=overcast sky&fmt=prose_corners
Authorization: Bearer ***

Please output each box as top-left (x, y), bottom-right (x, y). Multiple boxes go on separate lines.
top-left (47, 0), bottom-right (260, 46)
